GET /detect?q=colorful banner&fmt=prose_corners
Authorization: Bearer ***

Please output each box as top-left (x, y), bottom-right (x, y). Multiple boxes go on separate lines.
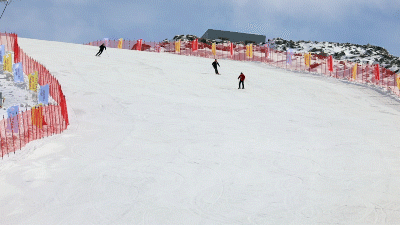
top-left (136, 39), bottom-right (143, 51)
top-left (374, 64), bottom-right (380, 81)
top-left (175, 40), bottom-right (181, 53)
top-left (38, 84), bottom-right (49, 105)
top-left (6, 105), bottom-right (19, 133)
top-left (230, 42), bottom-right (233, 56)
top-left (117, 38), bottom-right (123, 49)
top-left (32, 105), bottom-right (44, 128)
top-left (352, 63), bottom-right (357, 80)
top-left (246, 44), bottom-right (253, 58)
top-left (103, 38), bottom-right (109, 47)
top-left (3, 53), bottom-right (12, 72)
top-left (212, 43), bottom-right (216, 55)
top-left (13, 62), bottom-right (23, 83)
top-left (192, 39), bottom-right (198, 52)
top-left (60, 94), bottom-right (69, 125)
top-left (397, 74), bottom-right (400, 90)
top-left (0, 45), bottom-right (4, 62)
top-left (14, 34), bottom-right (19, 63)
top-left (287, 49), bottom-right (294, 65)
top-left (328, 55), bottom-right (333, 72)
top-left (304, 53), bottom-right (311, 67)
top-left (29, 71), bottom-right (38, 91)
top-left (265, 44), bottom-right (269, 58)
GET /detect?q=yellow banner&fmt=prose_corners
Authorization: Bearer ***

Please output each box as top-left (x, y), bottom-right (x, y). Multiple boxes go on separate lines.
top-left (3, 53), bottom-right (12, 72)
top-left (32, 104), bottom-right (43, 128)
top-left (397, 74), bottom-right (400, 90)
top-left (212, 43), bottom-right (216, 55)
top-left (304, 53), bottom-right (310, 67)
top-left (352, 63), bottom-right (357, 80)
top-left (29, 71), bottom-right (38, 91)
top-left (175, 40), bottom-right (181, 53)
top-left (118, 38), bottom-right (123, 49)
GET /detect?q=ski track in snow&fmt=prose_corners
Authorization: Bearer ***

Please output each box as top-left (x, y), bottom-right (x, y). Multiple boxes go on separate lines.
top-left (0, 38), bottom-right (399, 224)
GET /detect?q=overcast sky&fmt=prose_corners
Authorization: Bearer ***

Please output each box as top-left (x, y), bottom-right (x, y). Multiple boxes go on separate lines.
top-left (1, 0), bottom-right (400, 56)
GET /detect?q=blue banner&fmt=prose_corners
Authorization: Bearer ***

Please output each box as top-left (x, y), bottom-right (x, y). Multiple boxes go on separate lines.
top-left (268, 39), bottom-right (276, 50)
top-left (38, 84), bottom-right (49, 105)
top-left (0, 45), bottom-right (4, 62)
top-left (13, 62), bottom-right (24, 83)
top-left (287, 49), bottom-right (294, 65)
top-left (6, 105), bottom-right (19, 133)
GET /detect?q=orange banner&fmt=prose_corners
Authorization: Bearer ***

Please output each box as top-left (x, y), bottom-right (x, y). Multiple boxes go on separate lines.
top-left (175, 40), bottom-right (181, 53)
top-left (304, 53), bottom-right (310, 67)
top-left (118, 38), bottom-right (123, 49)
top-left (32, 105), bottom-right (43, 128)
top-left (212, 43), bottom-right (216, 55)
top-left (352, 63), bottom-right (357, 80)
top-left (397, 74), bottom-right (400, 90)
top-left (246, 44), bottom-right (253, 58)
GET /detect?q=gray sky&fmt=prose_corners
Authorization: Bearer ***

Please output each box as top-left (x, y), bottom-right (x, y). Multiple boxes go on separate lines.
top-left (2, 0), bottom-right (400, 56)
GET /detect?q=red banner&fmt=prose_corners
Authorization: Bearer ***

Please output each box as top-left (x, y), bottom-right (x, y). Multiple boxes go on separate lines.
top-left (13, 34), bottom-right (19, 63)
top-left (230, 42), bottom-right (233, 56)
top-left (192, 39), bottom-right (198, 52)
top-left (136, 39), bottom-right (142, 51)
top-left (374, 64), bottom-right (380, 81)
top-left (60, 92), bottom-right (69, 126)
top-left (328, 55), bottom-right (333, 72)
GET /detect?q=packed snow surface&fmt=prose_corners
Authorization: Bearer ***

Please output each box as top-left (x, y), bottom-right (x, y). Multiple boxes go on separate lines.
top-left (0, 38), bottom-right (400, 224)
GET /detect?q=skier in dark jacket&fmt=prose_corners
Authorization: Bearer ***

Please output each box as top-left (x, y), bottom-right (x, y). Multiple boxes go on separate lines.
top-left (238, 72), bottom-right (245, 89)
top-left (212, 59), bottom-right (220, 74)
top-left (96, 43), bottom-right (106, 56)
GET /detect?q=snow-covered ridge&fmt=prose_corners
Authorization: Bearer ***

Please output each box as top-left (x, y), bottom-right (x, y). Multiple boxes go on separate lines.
top-left (171, 35), bottom-right (400, 73)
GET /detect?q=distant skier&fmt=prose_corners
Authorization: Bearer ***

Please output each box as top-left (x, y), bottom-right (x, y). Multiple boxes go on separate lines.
top-left (238, 72), bottom-right (245, 89)
top-left (96, 43), bottom-right (106, 56)
top-left (212, 59), bottom-right (220, 75)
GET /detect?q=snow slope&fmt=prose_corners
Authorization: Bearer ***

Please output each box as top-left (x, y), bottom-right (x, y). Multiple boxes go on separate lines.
top-left (0, 37), bottom-right (400, 224)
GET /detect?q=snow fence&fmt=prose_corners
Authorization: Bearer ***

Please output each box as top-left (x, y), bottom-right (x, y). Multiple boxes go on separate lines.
top-left (0, 33), bottom-right (69, 158)
top-left (87, 39), bottom-right (400, 98)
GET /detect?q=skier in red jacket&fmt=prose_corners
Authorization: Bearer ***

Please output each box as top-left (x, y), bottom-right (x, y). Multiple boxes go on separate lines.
top-left (238, 72), bottom-right (245, 89)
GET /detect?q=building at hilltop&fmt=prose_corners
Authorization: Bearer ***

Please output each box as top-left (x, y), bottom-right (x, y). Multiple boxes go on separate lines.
top-left (201, 29), bottom-right (266, 44)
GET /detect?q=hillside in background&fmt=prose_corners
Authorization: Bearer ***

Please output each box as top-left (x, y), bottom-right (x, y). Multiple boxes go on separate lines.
top-left (170, 35), bottom-right (400, 73)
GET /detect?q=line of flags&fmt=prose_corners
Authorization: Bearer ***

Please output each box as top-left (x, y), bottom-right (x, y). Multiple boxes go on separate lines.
top-left (0, 41), bottom-right (51, 132)
top-left (108, 38), bottom-right (400, 93)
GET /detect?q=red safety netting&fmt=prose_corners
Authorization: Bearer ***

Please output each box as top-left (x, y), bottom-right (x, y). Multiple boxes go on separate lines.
top-left (0, 33), bottom-right (69, 158)
top-left (86, 39), bottom-right (400, 98)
